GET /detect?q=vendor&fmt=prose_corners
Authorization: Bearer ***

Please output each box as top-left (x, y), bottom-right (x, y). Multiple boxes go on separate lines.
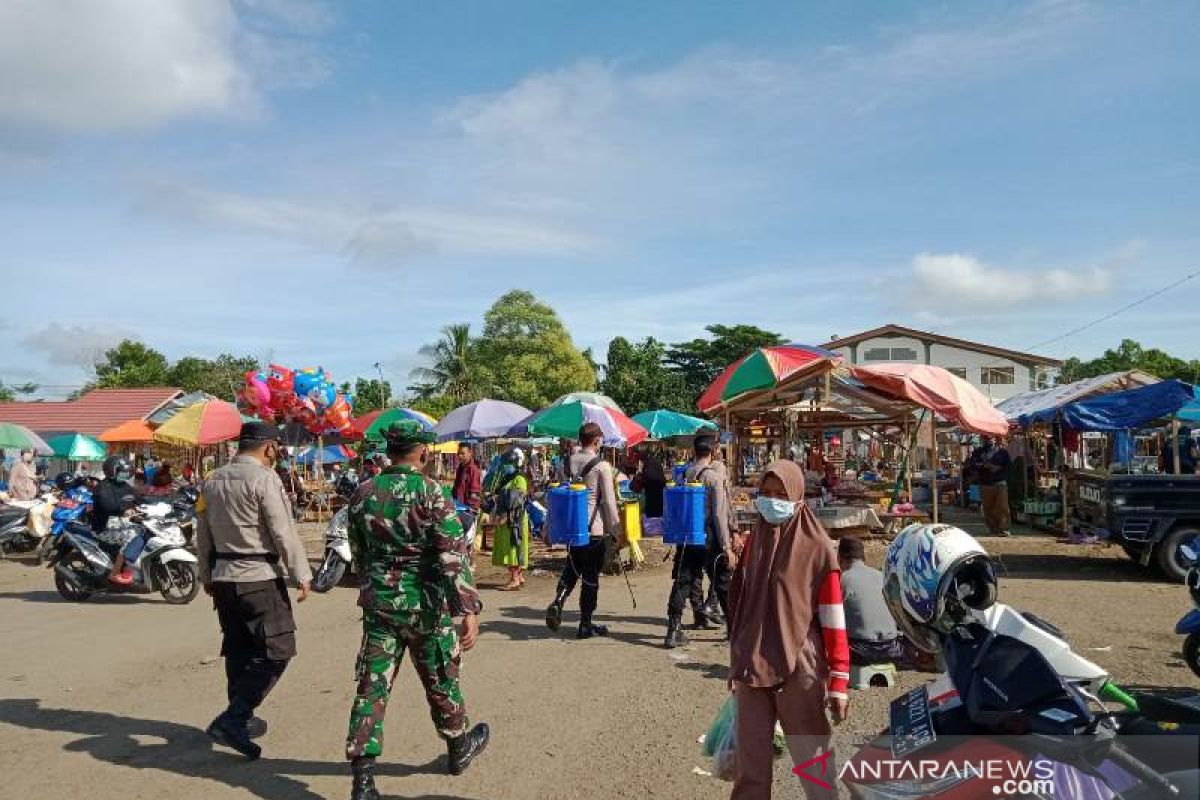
top-left (1161, 427), bottom-right (1199, 474)
top-left (838, 537), bottom-right (933, 671)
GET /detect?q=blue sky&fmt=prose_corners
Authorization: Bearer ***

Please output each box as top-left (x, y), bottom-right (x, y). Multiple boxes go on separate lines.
top-left (2, 0), bottom-right (1197, 399)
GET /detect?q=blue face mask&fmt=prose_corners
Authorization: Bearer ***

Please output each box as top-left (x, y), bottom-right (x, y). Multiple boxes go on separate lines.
top-left (755, 496), bottom-right (797, 525)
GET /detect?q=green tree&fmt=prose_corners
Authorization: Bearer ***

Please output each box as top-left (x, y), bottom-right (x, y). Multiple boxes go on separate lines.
top-left (1061, 339), bottom-right (1200, 383)
top-left (666, 324), bottom-right (786, 406)
top-left (343, 378), bottom-right (392, 416)
top-left (168, 353), bottom-right (260, 400)
top-left (409, 323), bottom-right (489, 404)
top-left (600, 336), bottom-right (691, 414)
top-left (93, 340), bottom-right (171, 388)
top-left (404, 393), bottom-right (459, 420)
top-left (473, 290), bottom-right (596, 409)
top-left (0, 382), bottom-right (38, 402)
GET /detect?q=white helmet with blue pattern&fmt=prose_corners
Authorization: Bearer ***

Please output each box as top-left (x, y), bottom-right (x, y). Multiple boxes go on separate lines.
top-left (882, 523), bottom-right (998, 652)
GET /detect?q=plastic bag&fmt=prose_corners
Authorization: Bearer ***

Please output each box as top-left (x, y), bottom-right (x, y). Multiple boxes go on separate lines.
top-left (702, 695), bottom-right (738, 782)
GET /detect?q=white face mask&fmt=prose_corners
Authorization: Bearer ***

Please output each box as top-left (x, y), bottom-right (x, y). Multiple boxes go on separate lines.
top-left (755, 495), bottom-right (797, 525)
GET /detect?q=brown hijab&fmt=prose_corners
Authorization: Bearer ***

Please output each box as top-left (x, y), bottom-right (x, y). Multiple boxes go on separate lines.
top-left (728, 459), bottom-right (837, 688)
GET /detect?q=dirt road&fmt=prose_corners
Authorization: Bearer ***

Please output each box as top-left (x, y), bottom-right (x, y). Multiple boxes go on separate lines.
top-left (0, 529), bottom-right (1194, 800)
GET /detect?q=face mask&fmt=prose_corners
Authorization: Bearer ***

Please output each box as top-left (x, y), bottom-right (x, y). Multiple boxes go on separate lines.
top-left (755, 496), bottom-right (797, 525)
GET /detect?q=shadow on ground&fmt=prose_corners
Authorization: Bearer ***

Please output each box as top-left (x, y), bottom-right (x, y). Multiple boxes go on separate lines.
top-left (0, 699), bottom-right (480, 800)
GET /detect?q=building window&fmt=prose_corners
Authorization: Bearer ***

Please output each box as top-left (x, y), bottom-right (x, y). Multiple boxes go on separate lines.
top-left (946, 367), bottom-right (968, 380)
top-left (864, 346), bottom-right (918, 362)
top-left (981, 366), bottom-right (1015, 385)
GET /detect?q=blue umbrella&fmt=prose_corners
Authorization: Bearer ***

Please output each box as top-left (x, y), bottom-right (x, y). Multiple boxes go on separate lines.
top-left (631, 409), bottom-right (718, 441)
top-left (295, 444), bottom-right (353, 465)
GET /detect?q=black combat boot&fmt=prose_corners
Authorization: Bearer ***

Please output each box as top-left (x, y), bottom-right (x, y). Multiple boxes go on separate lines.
top-left (664, 615), bottom-right (689, 649)
top-left (690, 610), bottom-right (715, 630)
top-left (350, 757), bottom-right (381, 800)
top-left (545, 587), bottom-right (570, 631)
top-left (206, 701), bottom-right (262, 761)
top-left (447, 723), bottom-right (491, 776)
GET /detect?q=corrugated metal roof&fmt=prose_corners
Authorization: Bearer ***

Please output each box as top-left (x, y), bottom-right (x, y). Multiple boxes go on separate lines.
top-left (0, 388), bottom-right (183, 436)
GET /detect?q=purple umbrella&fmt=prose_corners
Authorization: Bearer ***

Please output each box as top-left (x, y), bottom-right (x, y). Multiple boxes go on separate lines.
top-left (435, 399), bottom-right (533, 442)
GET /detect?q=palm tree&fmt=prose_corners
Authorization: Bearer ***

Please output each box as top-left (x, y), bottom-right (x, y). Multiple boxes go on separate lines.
top-left (408, 323), bottom-right (487, 403)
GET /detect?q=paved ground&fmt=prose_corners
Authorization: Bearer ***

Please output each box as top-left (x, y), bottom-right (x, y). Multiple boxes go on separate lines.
top-left (0, 513), bottom-right (1195, 800)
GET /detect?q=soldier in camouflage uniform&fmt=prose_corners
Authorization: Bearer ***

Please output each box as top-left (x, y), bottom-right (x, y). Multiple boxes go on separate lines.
top-left (344, 421), bottom-right (489, 800)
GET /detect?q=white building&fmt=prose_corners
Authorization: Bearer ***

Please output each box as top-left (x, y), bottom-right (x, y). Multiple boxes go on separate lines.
top-left (822, 324), bottom-right (1061, 404)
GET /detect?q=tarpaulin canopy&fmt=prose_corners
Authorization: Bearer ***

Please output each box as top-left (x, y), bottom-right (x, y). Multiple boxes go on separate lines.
top-left (849, 363), bottom-right (1010, 435)
top-left (996, 370), bottom-right (1158, 427)
top-left (98, 419), bottom-right (155, 444)
top-left (1056, 380), bottom-right (1196, 431)
top-left (294, 444), bottom-right (354, 465)
top-left (1178, 386), bottom-right (1200, 424)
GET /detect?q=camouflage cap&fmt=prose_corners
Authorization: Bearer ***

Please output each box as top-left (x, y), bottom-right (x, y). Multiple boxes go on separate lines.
top-left (381, 420), bottom-right (436, 447)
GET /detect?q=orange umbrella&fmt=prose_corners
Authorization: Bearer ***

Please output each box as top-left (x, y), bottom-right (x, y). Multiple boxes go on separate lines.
top-left (98, 419), bottom-right (156, 444)
top-left (850, 363), bottom-right (1010, 435)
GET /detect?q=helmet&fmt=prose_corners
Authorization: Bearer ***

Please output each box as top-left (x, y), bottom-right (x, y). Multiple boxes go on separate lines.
top-left (882, 523), bottom-right (998, 652)
top-left (54, 471), bottom-right (72, 491)
top-left (101, 455), bottom-right (133, 483)
top-left (500, 447), bottom-right (526, 473)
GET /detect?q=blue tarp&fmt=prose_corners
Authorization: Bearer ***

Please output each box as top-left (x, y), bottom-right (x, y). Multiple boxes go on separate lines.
top-left (1179, 386), bottom-right (1200, 423)
top-left (295, 445), bottom-right (352, 465)
top-left (1058, 380), bottom-right (1195, 431)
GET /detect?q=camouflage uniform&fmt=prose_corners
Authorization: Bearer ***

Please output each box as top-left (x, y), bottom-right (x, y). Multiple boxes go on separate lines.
top-left (345, 465), bottom-right (483, 759)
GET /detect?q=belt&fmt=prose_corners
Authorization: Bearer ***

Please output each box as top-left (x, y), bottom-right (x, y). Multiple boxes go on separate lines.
top-left (213, 551), bottom-right (279, 564)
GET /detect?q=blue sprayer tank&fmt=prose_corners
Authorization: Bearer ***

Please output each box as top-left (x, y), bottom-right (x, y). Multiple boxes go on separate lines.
top-left (664, 483), bottom-right (706, 546)
top-left (547, 483), bottom-right (591, 546)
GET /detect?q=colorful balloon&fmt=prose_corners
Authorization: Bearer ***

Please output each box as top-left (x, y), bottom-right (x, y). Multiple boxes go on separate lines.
top-left (322, 395), bottom-right (353, 432)
top-left (266, 365), bottom-right (295, 408)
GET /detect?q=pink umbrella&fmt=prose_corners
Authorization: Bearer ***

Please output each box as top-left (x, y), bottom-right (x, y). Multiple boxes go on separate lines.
top-left (850, 364), bottom-right (1010, 435)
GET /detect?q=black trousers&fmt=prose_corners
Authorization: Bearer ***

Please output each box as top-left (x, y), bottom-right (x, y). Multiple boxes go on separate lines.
top-left (211, 578), bottom-right (295, 719)
top-left (554, 538), bottom-right (607, 624)
top-left (668, 544), bottom-right (708, 619)
top-left (703, 542), bottom-right (732, 620)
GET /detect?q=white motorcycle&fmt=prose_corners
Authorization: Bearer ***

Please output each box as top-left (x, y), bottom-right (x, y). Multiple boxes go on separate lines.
top-left (311, 504), bottom-right (479, 593)
top-left (48, 502), bottom-right (200, 604)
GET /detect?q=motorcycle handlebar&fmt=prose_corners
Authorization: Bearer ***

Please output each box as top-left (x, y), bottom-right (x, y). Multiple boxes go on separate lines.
top-left (1108, 743), bottom-right (1181, 797)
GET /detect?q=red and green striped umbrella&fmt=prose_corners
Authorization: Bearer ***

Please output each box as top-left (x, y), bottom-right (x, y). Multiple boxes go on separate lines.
top-left (697, 344), bottom-right (842, 413)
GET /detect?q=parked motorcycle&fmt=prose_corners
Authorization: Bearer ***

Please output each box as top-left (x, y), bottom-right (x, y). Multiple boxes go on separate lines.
top-left (0, 493), bottom-right (57, 556)
top-left (48, 501), bottom-right (199, 604)
top-left (311, 503), bottom-right (479, 593)
top-left (846, 582), bottom-right (1200, 798)
top-left (1175, 544), bottom-right (1200, 678)
top-left (35, 483), bottom-right (94, 563)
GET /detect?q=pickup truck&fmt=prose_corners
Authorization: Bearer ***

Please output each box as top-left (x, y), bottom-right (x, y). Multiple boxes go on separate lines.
top-left (1071, 469), bottom-right (1200, 581)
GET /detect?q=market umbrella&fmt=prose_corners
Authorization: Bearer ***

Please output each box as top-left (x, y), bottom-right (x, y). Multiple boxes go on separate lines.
top-left (294, 444), bottom-right (354, 465)
top-left (551, 391), bottom-right (624, 412)
top-left (352, 407), bottom-right (437, 441)
top-left (98, 419), bottom-right (155, 444)
top-left (153, 400), bottom-right (243, 447)
top-left (46, 433), bottom-right (107, 461)
top-left (435, 399), bottom-right (532, 442)
top-left (631, 409), bottom-right (718, 440)
top-left (512, 401), bottom-right (648, 448)
top-left (0, 423), bottom-right (53, 455)
top-left (698, 343), bottom-right (843, 413)
top-left (1178, 386), bottom-right (1200, 424)
top-left (849, 363), bottom-right (1010, 436)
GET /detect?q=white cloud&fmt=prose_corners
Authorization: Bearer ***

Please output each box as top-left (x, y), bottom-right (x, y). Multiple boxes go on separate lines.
top-left (909, 252), bottom-right (1113, 307)
top-left (0, 0), bottom-right (330, 133)
top-left (22, 323), bottom-right (137, 370)
top-left (148, 184), bottom-right (598, 263)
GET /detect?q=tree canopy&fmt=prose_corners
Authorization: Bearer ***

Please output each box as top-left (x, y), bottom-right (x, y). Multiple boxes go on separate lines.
top-left (342, 378), bottom-right (392, 416)
top-left (82, 339), bottom-right (260, 402)
top-left (409, 323), bottom-right (489, 404)
top-left (473, 290), bottom-right (596, 409)
top-left (665, 324), bottom-right (786, 407)
top-left (600, 336), bottom-right (691, 413)
top-left (1062, 339), bottom-right (1200, 384)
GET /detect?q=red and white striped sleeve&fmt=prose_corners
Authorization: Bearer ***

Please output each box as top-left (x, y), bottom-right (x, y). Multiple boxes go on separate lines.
top-left (817, 570), bottom-right (850, 699)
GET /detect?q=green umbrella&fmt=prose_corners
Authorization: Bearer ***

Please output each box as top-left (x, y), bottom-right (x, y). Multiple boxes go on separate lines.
top-left (46, 433), bottom-right (108, 461)
top-left (0, 423), bottom-right (53, 455)
top-left (630, 409), bottom-right (718, 441)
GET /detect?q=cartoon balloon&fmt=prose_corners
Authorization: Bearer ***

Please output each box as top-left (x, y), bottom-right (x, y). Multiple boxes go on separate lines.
top-left (293, 368), bottom-right (324, 400)
top-left (266, 365), bottom-right (295, 408)
top-left (323, 395), bottom-right (353, 432)
top-left (243, 371), bottom-right (270, 410)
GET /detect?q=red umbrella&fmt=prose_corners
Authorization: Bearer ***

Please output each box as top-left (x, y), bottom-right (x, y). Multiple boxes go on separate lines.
top-left (850, 364), bottom-right (1009, 435)
top-left (698, 344), bottom-right (842, 413)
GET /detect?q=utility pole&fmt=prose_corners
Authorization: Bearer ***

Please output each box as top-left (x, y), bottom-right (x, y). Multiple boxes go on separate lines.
top-left (374, 362), bottom-right (389, 409)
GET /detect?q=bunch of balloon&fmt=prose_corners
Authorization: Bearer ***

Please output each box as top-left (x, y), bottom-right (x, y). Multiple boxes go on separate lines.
top-left (237, 364), bottom-right (356, 435)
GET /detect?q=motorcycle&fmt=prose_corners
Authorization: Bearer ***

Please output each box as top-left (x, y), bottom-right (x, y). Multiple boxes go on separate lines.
top-left (311, 503), bottom-right (480, 593)
top-left (0, 492), bottom-right (57, 556)
top-left (168, 485), bottom-right (199, 545)
top-left (1176, 544), bottom-right (1200, 678)
top-left (844, 601), bottom-right (1200, 799)
top-left (35, 483), bottom-right (94, 563)
top-left (48, 501), bottom-right (200, 604)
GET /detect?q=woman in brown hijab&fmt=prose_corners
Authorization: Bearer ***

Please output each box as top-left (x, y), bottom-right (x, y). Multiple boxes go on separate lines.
top-left (727, 460), bottom-right (850, 800)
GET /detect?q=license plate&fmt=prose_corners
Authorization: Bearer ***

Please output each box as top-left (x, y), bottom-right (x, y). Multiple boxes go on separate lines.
top-left (1079, 485), bottom-right (1104, 505)
top-left (889, 686), bottom-right (936, 758)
